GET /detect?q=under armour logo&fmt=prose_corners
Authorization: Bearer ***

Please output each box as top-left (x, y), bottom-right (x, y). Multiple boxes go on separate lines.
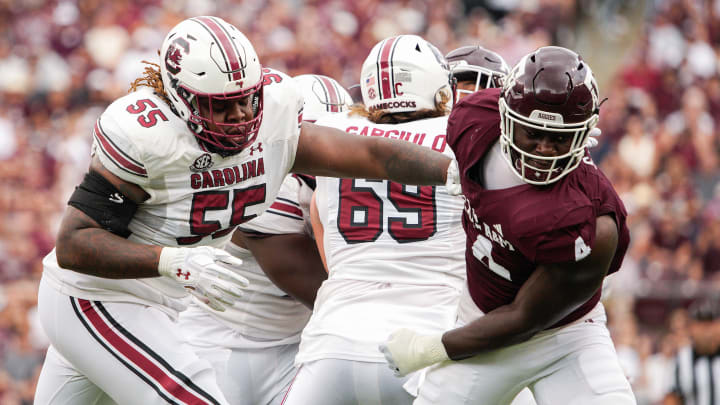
top-left (109, 193), bottom-right (124, 204)
top-left (249, 142), bottom-right (263, 156)
top-left (176, 269), bottom-right (191, 280)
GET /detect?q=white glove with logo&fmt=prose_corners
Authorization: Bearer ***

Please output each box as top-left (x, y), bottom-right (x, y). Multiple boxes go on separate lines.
top-left (158, 246), bottom-right (249, 312)
top-left (379, 328), bottom-right (449, 377)
top-left (445, 158), bottom-right (462, 196)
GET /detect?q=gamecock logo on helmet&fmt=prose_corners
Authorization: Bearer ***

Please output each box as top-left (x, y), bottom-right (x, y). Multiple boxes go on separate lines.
top-left (165, 37), bottom-right (189, 75)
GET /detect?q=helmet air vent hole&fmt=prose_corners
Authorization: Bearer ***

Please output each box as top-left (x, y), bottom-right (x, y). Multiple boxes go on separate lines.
top-left (415, 44), bottom-right (421, 52)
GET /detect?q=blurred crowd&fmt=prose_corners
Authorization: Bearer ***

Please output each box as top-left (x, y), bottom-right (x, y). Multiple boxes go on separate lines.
top-left (0, 0), bottom-right (717, 403)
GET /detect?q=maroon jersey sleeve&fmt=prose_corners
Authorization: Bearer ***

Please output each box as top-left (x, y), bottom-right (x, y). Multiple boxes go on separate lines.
top-left (585, 162), bottom-right (630, 276)
top-left (516, 202), bottom-right (596, 264)
top-left (447, 89), bottom-right (502, 181)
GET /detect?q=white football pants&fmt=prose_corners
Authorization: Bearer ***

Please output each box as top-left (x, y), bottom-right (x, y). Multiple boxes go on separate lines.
top-left (281, 358), bottom-right (414, 405)
top-left (179, 305), bottom-right (297, 405)
top-left (34, 276), bottom-right (228, 405)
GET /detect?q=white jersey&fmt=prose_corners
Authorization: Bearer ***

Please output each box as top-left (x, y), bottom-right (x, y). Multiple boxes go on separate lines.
top-left (192, 174), bottom-right (314, 343)
top-left (313, 113), bottom-right (465, 286)
top-left (43, 68), bottom-right (304, 316)
top-left (296, 113), bottom-right (466, 364)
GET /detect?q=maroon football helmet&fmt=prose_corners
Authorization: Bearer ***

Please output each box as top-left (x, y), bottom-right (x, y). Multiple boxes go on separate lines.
top-left (347, 83), bottom-right (363, 105)
top-left (446, 45), bottom-right (509, 99)
top-left (499, 46), bottom-right (600, 185)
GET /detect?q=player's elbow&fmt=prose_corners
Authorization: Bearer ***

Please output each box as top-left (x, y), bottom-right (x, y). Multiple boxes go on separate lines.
top-left (55, 230), bottom-right (77, 270)
top-left (55, 219), bottom-right (90, 271)
top-left (517, 314), bottom-right (546, 340)
top-left (55, 244), bottom-right (72, 270)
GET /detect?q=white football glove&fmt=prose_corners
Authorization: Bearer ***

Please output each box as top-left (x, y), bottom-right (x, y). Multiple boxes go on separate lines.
top-left (158, 246), bottom-right (249, 312)
top-left (586, 127), bottom-right (601, 148)
top-left (445, 159), bottom-right (462, 196)
top-left (379, 328), bottom-right (449, 377)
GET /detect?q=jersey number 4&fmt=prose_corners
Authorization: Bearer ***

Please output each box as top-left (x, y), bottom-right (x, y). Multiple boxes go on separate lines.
top-left (337, 179), bottom-right (436, 244)
top-left (176, 185), bottom-right (266, 245)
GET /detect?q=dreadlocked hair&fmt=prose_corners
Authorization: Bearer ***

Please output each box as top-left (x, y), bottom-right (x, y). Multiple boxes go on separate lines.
top-left (348, 91), bottom-right (451, 124)
top-left (128, 60), bottom-right (170, 105)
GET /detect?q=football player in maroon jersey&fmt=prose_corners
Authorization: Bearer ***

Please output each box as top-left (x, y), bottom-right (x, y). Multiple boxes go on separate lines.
top-left (381, 46), bottom-right (637, 404)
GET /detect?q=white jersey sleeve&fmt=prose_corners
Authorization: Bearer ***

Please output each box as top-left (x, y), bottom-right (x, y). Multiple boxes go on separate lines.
top-left (92, 109), bottom-right (152, 187)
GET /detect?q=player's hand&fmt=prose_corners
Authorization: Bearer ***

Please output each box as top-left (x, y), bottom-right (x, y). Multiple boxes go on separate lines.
top-left (158, 246), bottom-right (249, 312)
top-left (379, 328), bottom-right (449, 377)
top-left (445, 159), bottom-right (462, 196)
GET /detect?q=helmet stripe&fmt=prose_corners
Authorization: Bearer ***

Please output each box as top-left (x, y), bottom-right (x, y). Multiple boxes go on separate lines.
top-left (194, 16), bottom-right (243, 81)
top-left (317, 75), bottom-right (340, 112)
top-left (376, 36), bottom-right (398, 100)
top-left (213, 17), bottom-right (246, 80)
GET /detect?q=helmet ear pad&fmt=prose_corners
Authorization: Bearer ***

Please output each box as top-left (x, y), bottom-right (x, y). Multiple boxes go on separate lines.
top-left (434, 86), bottom-right (452, 108)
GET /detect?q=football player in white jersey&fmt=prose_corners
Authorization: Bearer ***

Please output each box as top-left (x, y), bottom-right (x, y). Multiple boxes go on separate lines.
top-left (281, 35), bottom-right (467, 405)
top-left (34, 16), bottom-right (459, 405)
top-left (178, 74), bottom-right (353, 405)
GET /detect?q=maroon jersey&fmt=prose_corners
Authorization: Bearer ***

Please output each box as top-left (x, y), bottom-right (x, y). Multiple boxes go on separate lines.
top-left (448, 88), bottom-right (630, 327)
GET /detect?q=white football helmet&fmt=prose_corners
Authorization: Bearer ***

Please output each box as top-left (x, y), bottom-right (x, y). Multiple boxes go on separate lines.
top-left (160, 16), bottom-right (264, 154)
top-left (360, 35), bottom-right (453, 113)
top-left (293, 74), bottom-right (352, 122)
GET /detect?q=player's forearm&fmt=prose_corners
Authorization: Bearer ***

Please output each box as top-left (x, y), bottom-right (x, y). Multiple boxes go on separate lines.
top-left (56, 209), bottom-right (162, 279)
top-left (239, 232), bottom-right (327, 308)
top-left (441, 303), bottom-right (542, 360)
top-left (374, 137), bottom-right (451, 186)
